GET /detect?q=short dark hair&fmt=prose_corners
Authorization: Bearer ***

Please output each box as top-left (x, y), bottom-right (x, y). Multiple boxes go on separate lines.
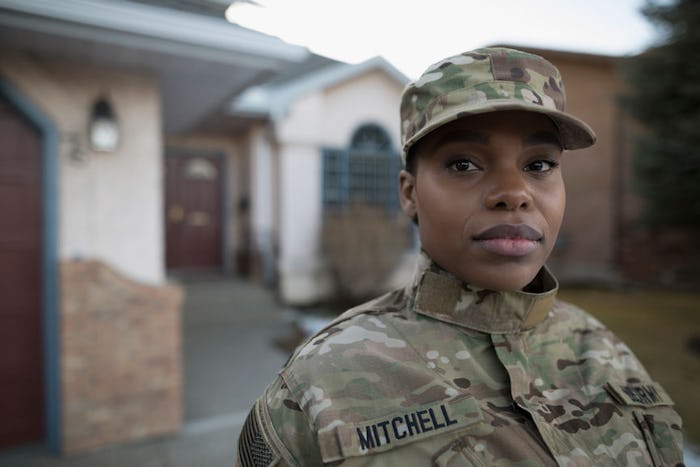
top-left (404, 146), bottom-right (417, 175)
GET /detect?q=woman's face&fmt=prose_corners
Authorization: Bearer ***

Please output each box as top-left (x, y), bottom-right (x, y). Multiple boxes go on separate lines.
top-left (399, 111), bottom-right (566, 291)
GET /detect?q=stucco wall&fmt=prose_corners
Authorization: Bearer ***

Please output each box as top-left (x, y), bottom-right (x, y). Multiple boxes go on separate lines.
top-left (274, 68), bottom-right (406, 304)
top-left (0, 49), bottom-right (184, 454)
top-left (0, 50), bottom-right (164, 284)
top-left (248, 125), bottom-right (279, 283)
top-left (321, 70), bottom-right (403, 150)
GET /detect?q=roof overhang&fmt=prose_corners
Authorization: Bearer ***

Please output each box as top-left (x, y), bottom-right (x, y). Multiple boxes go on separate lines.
top-left (0, 0), bottom-right (309, 133)
top-left (231, 56), bottom-right (410, 121)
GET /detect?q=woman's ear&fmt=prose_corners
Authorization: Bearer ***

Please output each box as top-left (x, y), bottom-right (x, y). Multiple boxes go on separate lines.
top-left (399, 169), bottom-right (417, 220)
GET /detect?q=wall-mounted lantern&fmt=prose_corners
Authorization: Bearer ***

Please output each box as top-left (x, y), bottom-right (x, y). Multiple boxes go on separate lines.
top-left (88, 96), bottom-right (120, 152)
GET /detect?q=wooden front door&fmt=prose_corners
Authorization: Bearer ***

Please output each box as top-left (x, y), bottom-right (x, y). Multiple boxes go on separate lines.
top-left (165, 153), bottom-right (223, 270)
top-left (0, 94), bottom-right (44, 448)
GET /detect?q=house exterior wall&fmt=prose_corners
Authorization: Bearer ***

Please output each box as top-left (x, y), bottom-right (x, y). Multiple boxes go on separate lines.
top-left (274, 70), bottom-right (406, 305)
top-left (248, 125), bottom-right (279, 284)
top-left (0, 50), bottom-right (182, 453)
top-left (542, 53), bottom-right (622, 282)
top-left (0, 49), bottom-right (164, 284)
top-left (278, 141), bottom-right (329, 303)
top-left (321, 70), bottom-right (404, 149)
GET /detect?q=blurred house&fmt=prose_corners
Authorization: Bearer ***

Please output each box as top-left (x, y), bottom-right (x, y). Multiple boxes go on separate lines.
top-left (0, 0), bottom-right (639, 456)
top-left (224, 55), bottom-right (412, 304)
top-left (0, 0), bottom-right (307, 455)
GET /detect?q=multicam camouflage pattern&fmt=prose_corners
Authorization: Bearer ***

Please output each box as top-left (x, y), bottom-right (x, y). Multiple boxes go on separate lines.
top-left (399, 47), bottom-right (597, 161)
top-left (237, 251), bottom-right (684, 466)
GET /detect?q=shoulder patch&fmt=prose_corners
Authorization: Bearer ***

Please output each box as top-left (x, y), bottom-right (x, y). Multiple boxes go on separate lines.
top-left (605, 381), bottom-right (674, 407)
top-left (238, 404), bottom-right (279, 467)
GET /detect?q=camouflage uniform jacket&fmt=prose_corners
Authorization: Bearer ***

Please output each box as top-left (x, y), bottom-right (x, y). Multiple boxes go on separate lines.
top-left (237, 252), bottom-right (684, 466)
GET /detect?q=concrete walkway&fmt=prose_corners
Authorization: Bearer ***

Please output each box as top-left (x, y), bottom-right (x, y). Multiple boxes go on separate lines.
top-left (0, 276), bottom-right (299, 467)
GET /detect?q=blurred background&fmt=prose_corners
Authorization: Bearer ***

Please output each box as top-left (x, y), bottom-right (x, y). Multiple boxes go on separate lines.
top-left (0, 0), bottom-right (698, 465)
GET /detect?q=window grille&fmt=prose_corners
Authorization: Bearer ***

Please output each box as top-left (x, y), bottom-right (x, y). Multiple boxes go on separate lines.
top-left (322, 124), bottom-right (401, 211)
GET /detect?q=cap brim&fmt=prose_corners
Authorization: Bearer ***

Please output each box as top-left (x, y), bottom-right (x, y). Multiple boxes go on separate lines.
top-left (403, 100), bottom-right (597, 153)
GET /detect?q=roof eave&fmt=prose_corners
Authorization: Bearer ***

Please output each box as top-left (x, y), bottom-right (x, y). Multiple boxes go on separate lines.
top-left (0, 0), bottom-right (308, 68)
top-left (230, 56), bottom-right (410, 119)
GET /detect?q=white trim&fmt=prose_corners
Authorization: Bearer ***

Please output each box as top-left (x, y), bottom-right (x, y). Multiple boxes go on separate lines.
top-left (0, 0), bottom-right (307, 66)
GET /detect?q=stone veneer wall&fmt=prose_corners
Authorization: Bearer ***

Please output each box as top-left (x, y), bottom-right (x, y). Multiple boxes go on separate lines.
top-left (60, 260), bottom-right (183, 454)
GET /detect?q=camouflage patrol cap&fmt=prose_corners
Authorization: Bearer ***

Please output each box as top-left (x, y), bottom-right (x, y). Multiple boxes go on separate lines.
top-left (400, 47), bottom-right (597, 162)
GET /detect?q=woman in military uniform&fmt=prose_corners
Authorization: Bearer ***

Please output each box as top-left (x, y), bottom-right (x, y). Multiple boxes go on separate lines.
top-left (236, 47), bottom-right (684, 467)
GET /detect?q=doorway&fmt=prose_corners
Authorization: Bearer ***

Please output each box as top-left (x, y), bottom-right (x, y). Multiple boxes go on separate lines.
top-left (165, 151), bottom-right (224, 271)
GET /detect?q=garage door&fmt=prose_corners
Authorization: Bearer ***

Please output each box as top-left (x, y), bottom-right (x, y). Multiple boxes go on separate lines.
top-left (0, 93), bottom-right (44, 448)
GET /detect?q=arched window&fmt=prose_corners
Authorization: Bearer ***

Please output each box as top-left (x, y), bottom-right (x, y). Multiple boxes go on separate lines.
top-left (350, 124), bottom-right (392, 151)
top-left (323, 123), bottom-right (401, 211)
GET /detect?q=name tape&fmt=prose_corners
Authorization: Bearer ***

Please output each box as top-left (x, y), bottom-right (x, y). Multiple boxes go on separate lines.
top-left (334, 397), bottom-right (482, 458)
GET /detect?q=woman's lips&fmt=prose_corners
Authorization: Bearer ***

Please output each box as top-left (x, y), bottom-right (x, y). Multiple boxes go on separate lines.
top-left (475, 238), bottom-right (539, 256)
top-left (473, 224), bottom-right (543, 257)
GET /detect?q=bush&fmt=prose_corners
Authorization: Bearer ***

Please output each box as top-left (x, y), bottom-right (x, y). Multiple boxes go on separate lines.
top-left (321, 202), bottom-right (412, 305)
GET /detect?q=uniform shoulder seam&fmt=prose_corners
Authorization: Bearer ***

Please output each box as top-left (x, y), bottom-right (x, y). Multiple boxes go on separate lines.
top-left (315, 288), bottom-right (406, 335)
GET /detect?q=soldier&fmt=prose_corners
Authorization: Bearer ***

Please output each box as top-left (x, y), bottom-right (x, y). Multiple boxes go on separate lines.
top-left (236, 47), bottom-right (685, 466)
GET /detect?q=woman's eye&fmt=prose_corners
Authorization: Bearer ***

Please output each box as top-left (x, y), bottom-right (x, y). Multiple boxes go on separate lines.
top-left (525, 160), bottom-right (559, 172)
top-left (448, 159), bottom-right (479, 172)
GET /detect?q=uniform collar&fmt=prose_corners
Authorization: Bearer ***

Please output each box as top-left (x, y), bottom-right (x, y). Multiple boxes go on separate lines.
top-left (409, 250), bottom-right (558, 334)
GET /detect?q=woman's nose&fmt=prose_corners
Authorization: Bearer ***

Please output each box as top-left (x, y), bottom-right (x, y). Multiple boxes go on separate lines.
top-left (484, 171), bottom-right (533, 211)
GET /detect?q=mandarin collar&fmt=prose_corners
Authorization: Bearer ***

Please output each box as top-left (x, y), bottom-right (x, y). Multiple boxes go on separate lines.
top-left (408, 251), bottom-right (558, 334)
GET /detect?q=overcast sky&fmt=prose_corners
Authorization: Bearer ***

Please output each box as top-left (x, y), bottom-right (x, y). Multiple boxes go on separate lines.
top-left (226, 0), bottom-right (659, 79)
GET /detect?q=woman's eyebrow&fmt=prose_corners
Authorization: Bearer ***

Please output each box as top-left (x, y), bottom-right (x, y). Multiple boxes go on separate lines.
top-left (523, 131), bottom-right (562, 148)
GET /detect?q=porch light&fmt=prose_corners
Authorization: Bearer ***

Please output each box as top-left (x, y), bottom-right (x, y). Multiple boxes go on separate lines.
top-left (88, 96), bottom-right (120, 152)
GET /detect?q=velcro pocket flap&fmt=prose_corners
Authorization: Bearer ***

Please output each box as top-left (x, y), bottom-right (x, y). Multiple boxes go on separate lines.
top-left (604, 381), bottom-right (674, 407)
top-left (317, 397), bottom-right (482, 463)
